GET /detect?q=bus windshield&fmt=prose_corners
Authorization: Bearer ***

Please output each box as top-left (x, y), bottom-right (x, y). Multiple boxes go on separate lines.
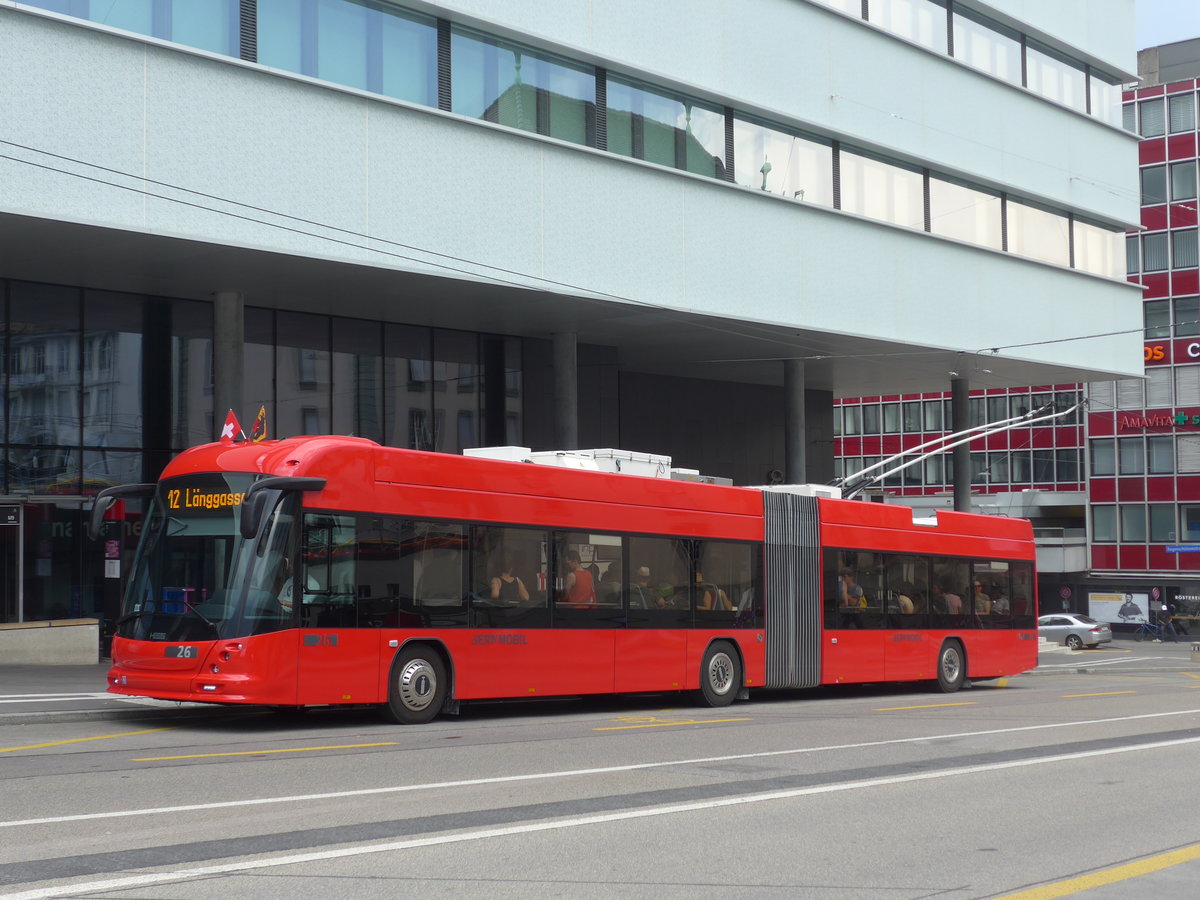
top-left (117, 473), bottom-right (300, 641)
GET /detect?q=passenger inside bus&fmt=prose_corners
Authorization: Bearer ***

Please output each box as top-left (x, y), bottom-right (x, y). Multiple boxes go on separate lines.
top-left (894, 582), bottom-right (915, 615)
top-left (696, 572), bottom-right (731, 611)
top-left (630, 566), bottom-right (658, 609)
top-left (560, 550), bottom-right (596, 606)
top-left (597, 565), bottom-right (622, 606)
top-left (488, 554), bottom-right (529, 604)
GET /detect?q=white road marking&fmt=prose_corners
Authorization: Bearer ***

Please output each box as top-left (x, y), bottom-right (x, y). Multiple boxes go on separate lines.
top-left (7, 731), bottom-right (1200, 900)
top-left (4, 707), bottom-right (1200, 829)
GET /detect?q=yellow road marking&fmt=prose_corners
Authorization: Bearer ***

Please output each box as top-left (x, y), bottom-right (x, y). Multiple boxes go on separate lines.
top-left (594, 718), bottom-right (751, 731)
top-left (874, 702), bottom-right (977, 711)
top-left (0, 727), bottom-right (177, 754)
top-left (134, 742), bottom-right (399, 761)
top-left (1061, 691), bottom-right (1137, 698)
top-left (992, 842), bottom-right (1200, 899)
top-left (996, 678), bottom-right (1009, 688)
top-left (1183, 672), bottom-right (1200, 680)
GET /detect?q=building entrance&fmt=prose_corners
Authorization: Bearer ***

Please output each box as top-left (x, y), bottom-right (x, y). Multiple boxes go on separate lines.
top-left (0, 504), bottom-right (20, 622)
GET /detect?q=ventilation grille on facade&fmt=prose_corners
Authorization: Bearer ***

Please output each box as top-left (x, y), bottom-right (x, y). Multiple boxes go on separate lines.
top-left (238, 0), bottom-right (257, 62)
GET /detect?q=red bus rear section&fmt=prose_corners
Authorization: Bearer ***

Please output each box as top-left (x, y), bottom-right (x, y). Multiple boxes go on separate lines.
top-left (104, 437), bottom-right (1038, 721)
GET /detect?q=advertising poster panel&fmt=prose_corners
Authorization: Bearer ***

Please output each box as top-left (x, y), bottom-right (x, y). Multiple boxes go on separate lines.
top-left (1089, 591), bottom-right (1149, 624)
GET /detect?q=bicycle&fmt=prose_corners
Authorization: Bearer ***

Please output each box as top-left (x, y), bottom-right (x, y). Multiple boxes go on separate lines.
top-left (1134, 621), bottom-right (1165, 642)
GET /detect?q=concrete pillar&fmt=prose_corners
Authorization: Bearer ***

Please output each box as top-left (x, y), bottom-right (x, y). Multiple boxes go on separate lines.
top-left (784, 359), bottom-right (806, 483)
top-left (213, 291), bottom-right (244, 440)
top-left (951, 376), bottom-right (971, 512)
top-left (552, 332), bottom-right (578, 450)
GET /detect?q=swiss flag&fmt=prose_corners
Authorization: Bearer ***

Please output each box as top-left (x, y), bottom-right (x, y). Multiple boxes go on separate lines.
top-left (220, 409), bottom-right (243, 444)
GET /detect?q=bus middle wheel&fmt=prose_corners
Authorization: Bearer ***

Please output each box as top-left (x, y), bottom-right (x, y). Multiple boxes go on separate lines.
top-left (385, 645), bottom-right (447, 724)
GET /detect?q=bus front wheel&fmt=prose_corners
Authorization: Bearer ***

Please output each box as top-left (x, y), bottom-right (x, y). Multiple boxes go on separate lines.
top-left (936, 640), bottom-right (965, 693)
top-left (385, 645), bottom-right (447, 724)
top-left (699, 641), bottom-right (741, 707)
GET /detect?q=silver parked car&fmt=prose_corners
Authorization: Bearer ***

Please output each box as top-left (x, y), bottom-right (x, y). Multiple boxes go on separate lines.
top-left (1038, 614), bottom-right (1113, 649)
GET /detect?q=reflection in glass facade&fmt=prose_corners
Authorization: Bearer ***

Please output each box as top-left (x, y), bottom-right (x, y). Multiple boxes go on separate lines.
top-left (1074, 219), bottom-right (1122, 278)
top-left (452, 28), bottom-right (596, 146)
top-left (952, 7), bottom-right (1020, 85)
top-left (733, 118), bottom-right (833, 206)
top-left (1007, 201), bottom-right (1070, 267)
top-left (1026, 42), bottom-right (1087, 114)
top-left (607, 77), bottom-right (725, 178)
top-left (840, 151), bottom-right (924, 230)
top-left (20, 0), bottom-right (240, 55)
top-left (258, 0), bottom-right (437, 105)
top-left (928, 177), bottom-right (1001, 249)
top-left (869, 0), bottom-right (947, 54)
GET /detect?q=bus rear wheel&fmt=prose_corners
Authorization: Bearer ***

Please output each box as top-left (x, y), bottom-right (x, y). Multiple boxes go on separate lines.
top-left (384, 645), bottom-right (447, 724)
top-left (936, 640), bottom-right (965, 693)
top-left (699, 641), bottom-right (741, 707)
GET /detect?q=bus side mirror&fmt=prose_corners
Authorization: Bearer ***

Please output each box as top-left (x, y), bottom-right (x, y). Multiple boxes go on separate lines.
top-left (240, 491), bottom-right (270, 541)
top-left (87, 484), bottom-right (155, 541)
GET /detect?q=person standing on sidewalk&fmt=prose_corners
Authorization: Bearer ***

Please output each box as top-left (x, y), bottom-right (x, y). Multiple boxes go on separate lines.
top-left (1159, 600), bottom-right (1178, 643)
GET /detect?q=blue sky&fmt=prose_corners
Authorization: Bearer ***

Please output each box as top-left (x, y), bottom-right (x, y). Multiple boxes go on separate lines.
top-left (1136, 0), bottom-right (1200, 49)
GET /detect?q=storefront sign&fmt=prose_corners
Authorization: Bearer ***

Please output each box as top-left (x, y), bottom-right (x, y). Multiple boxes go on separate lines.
top-left (1119, 412), bottom-right (1200, 431)
top-left (0, 506), bottom-right (18, 525)
top-left (1144, 340), bottom-right (1200, 366)
top-left (1166, 545), bottom-right (1200, 553)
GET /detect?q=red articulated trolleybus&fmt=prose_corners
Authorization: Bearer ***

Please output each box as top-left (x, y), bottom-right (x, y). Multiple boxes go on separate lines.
top-left (90, 436), bottom-right (1038, 723)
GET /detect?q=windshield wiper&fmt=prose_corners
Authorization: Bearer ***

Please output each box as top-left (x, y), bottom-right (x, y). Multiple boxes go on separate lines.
top-left (114, 600), bottom-right (220, 638)
top-left (182, 598), bottom-right (221, 638)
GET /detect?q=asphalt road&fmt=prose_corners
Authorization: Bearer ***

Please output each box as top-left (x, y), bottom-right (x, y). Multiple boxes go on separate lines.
top-left (3, 640), bottom-right (1200, 899)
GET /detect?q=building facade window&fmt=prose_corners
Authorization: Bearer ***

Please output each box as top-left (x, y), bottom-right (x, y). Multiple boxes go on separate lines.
top-left (1026, 40), bottom-right (1087, 113)
top-left (22, 0), bottom-right (240, 55)
top-left (1150, 504), bottom-right (1176, 543)
top-left (951, 5), bottom-right (1021, 85)
top-left (452, 28), bottom-right (596, 146)
top-left (1007, 200), bottom-right (1070, 267)
top-left (868, 0), bottom-right (948, 54)
top-left (1145, 298), bottom-right (1170, 337)
top-left (1093, 505), bottom-right (1116, 542)
top-left (840, 149), bottom-right (924, 229)
top-left (258, 0), bottom-right (438, 105)
top-left (928, 176), bottom-right (1002, 249)
top-left (1141, 166), bottom-right (1167, 205)
top-left (732, 117), bottom-right (834, 206)
top-left (1171, 161), bottom-right (1197, 201)
top-left (1169, 92), bottom-right (1196, 132)
top-left (1143, 232), bottom-right (1169, 271)
top-left (1173, 229), bottom-right (1199, 269)
top-left (607, 76), bottom-right (725, 178)
top-left (1139, 98), bottom-right (1166, 136)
